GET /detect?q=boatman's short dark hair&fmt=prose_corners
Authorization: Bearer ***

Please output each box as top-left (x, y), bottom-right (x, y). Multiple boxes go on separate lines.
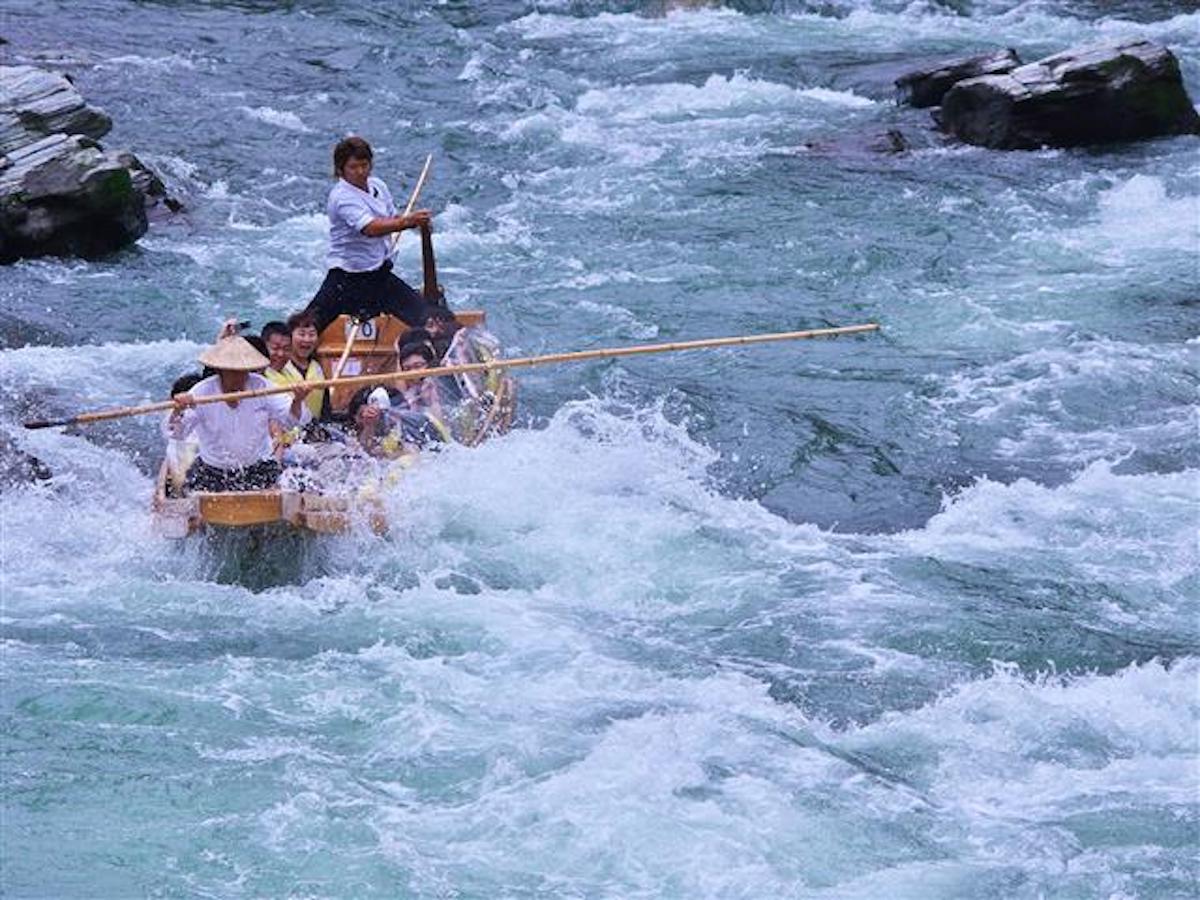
top-left (333, 136), bottom-right (373, 178)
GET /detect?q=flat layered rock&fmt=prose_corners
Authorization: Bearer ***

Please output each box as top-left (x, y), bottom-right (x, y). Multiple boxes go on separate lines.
top-left (0, 65), bottom-right (112, 155)
top-left (938, 40), bottom-right (1200, 149)
top-left (0, 65), bottom-right (177, 263)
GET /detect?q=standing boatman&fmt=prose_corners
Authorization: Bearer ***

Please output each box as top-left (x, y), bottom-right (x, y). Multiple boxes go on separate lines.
top-left (305, 136), bottom-right (432, 334)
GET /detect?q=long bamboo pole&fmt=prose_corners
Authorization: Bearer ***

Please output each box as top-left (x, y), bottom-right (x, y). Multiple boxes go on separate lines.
top-left (23, 323), bottom-right (879, 430)
top-left (334, 154), bottom-right (436, 380)
top-left (404, 154), bottom-right (433, 217)
top-left (387, 152), bottom-right (433, 257)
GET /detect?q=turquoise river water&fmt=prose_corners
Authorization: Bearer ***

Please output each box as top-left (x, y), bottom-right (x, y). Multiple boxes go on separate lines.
top-left (1, 1), bottom-right (1197, 897)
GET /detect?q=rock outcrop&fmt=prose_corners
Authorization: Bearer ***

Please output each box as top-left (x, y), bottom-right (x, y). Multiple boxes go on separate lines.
top-left (895, 49), bottom-right (1022, 109)
top-left (936, 40), bottom-right (1200, 150)
top-left (0, 65), bottom-right (177, 264)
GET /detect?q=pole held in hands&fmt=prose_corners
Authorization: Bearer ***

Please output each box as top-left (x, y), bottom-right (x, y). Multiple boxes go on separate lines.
top-left (388, 152), bottom-right (433, 258)
top-left (22, 323), bottom-right (880, 430)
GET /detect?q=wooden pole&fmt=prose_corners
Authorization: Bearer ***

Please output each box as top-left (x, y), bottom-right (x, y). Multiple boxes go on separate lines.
top-left (387, 152), bottom-right (433, 257)
top-left (331, 321), bottom-right (361, 380)
top-left (404, 154), bottom-right (433, 216)
top-left (23, 324), bottom-right (879, 430)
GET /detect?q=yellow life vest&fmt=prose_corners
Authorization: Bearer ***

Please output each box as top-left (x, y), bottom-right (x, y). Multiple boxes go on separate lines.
top-left (427, 412), bottom-right (452, 443)
top-left (281, 359), bottom-right (327, 419)
top-left (263, 366), bottom-right (292, 388)
top-left (378, 412), bottom-right (450, 455)
top-left (263, 366), bottom-right (304, 447)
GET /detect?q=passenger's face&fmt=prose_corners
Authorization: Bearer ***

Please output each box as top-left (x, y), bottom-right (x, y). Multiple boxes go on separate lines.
top-left (341, 155), bottom-right (372, 191)
top-left (266, 333), bottom-right (291, 371)
top-left (355, 404), bottom-right (380, 431)
top-left (400, 354), bottom-right (428, 375)
top-left (291, 325), bottom-right (318, 360)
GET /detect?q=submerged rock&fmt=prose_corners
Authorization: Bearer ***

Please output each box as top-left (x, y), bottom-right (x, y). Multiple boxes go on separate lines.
top-left (798, 125), bottom-right (937, 157)
top-left (937, 40), bottom-right (1200, 150)
top-left (0, 429), bottom-right (52, 488)
top-left (895, 49), bottom-right (1022, 109)
top-left (871, 128), bottom-right (911, 154)
top-left (0, 65), bottom-right (179, 263)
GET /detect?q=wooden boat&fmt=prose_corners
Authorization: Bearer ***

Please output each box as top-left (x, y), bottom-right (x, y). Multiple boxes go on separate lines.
top-left (153, 222), bottom-right (514, 538)
top-left (153, 462), bottom-right (388, 538)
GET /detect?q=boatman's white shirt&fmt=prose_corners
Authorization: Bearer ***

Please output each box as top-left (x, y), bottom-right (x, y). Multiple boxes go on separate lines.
top-left (167, 374), bottom-right (307, 470)
top-left (326, 176), bottom-right (396, 272)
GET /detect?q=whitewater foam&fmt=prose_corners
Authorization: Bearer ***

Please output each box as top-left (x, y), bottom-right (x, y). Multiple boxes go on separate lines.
top-left (238, 106), bottom-right (313, 133)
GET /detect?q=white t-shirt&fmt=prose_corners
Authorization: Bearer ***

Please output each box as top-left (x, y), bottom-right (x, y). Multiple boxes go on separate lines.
top-left (326, 176), bottom-right (396, 272)
top-left (167, 374), bottom-right (306, 469)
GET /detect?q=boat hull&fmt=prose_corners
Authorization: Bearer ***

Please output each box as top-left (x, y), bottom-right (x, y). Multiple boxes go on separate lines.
top-left (153, 465), bottom-right (385, 538)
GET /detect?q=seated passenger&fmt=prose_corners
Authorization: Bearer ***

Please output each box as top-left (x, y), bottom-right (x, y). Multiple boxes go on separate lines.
top-left (282, 310), bottom-right (328, 420)
top-left (395, 341), bottom-right (443, 413)
top-left (260, 321), bottom-right (292, 385)
top-left (423, 307), bottom-right (461, 361)
top-left (259, 320), bottom-right (303, 454)
top-left (347, 375), bottom-right (446, 457)
top-left (396, 325), bottom-right (435, 357)
top-left (167, 335), bottom-right (311, 492)
top-left (347, 386), bottom-right (403, 458)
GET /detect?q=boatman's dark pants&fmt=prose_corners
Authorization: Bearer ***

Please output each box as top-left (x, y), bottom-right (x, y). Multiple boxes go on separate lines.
top-left (306, 260), bottom-right (428, 334)
top-left (186, 459), bottom-right (282, 492)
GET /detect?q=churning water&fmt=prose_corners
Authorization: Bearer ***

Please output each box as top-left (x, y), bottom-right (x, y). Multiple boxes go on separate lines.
top-left (1, 1), bottom-right (1197, 897)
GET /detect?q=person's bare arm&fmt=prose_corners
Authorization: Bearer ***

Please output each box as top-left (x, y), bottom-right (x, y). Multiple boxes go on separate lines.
top-left (361, 209), bottom-right (431, 237)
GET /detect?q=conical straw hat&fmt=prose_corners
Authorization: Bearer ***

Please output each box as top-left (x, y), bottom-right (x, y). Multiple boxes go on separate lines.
top-left (197, 336), bottom-right (269, 371)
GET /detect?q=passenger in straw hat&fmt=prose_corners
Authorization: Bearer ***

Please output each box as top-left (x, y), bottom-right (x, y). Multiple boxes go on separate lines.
top-left (166, 335), bottom-right (312, 492)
